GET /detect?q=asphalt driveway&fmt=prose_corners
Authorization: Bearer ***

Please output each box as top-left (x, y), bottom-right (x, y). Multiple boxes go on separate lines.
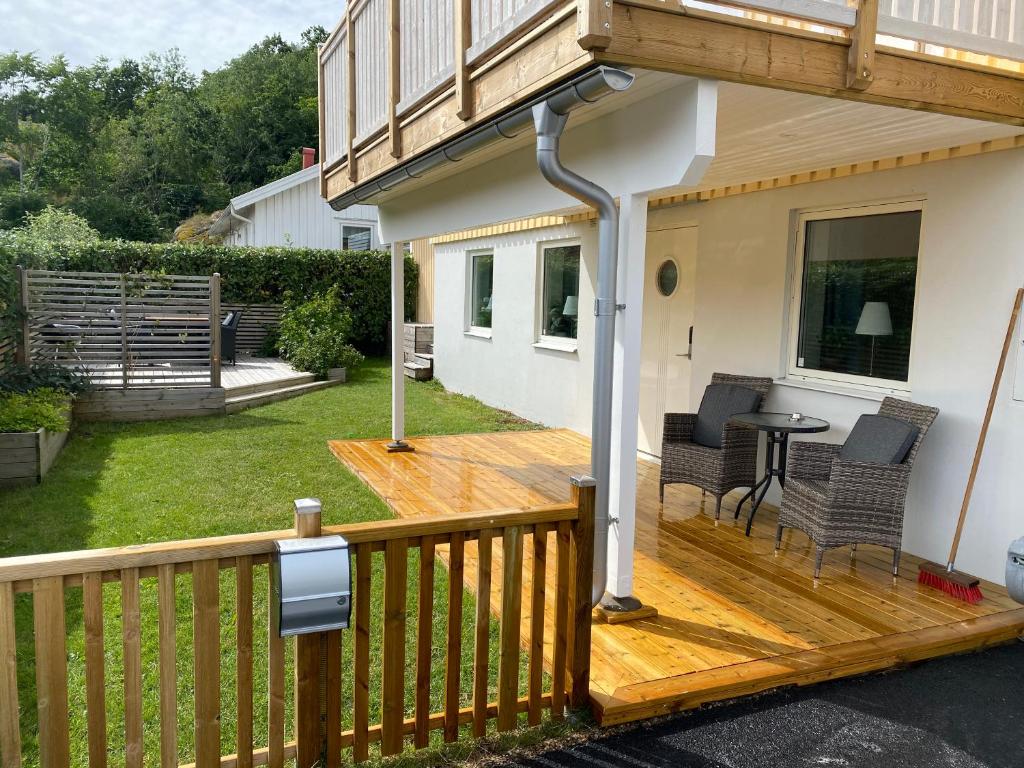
top-left (507, 642), bottom-right (1024, 768)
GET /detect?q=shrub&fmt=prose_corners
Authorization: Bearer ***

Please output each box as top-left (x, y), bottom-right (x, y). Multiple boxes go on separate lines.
top-left (0, 388), bottom-right (71, 433)
top-left (0, 239), bottom-right (418, 353)
top-left (277, 287), bottom-right (364, 378)
top-left (0, 362), bottom-right (91, 396)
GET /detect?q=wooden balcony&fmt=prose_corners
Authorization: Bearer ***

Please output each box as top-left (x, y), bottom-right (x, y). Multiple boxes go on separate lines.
top-left (318, 0), bottom-right (1024, 208)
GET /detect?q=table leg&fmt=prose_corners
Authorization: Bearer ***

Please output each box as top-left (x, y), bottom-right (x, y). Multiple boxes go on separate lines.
top-left (745, 432), bottom-right (777, 536)
top-left (735, 430), bottom-right (765, 519)
top-left (778, 432), bottom-right (790, 488)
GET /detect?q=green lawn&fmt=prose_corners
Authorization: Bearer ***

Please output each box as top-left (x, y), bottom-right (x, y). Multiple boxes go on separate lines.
top-left (0, 359), bottom-right (562, 768)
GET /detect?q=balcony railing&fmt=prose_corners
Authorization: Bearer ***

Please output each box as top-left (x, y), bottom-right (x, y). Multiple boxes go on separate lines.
top-left (318, 0), bottom-right (1024, 195)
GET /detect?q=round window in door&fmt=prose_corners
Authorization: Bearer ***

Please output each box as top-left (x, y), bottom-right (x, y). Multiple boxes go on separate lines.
top-left (656, 259), bottom-right (678, 297)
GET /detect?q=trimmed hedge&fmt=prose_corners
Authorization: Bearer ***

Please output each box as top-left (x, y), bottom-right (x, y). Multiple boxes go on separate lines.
top-left (0, 239), bottom-right (418, 353)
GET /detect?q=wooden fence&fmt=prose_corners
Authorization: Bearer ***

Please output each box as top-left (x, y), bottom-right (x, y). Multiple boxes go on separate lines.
top-left (0, 479), bottom-right (595, 768)
top-left (220, 304), bottom-right (283, 354)
top-left (19, 268), bottom-right (222, 389)
top-left (0, 335), bottom-right (13, 376)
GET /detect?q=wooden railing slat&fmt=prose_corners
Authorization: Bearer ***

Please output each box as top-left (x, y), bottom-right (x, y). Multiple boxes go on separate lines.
top-left (267, 566), bottom-right (285, 768)
top-left (325, 630), bottom-right (343, 768)
top-left (157, 564), bottom-right (178, 768)
top-left (381, 539), bottom-right (409, 756)
top-left (82, 573), bottom-right (107, 768)
top-left (352, 543), bottom-right (371, 763)
top-left (471, 530), bottom-right (494, 738)
top-left (0, 582), bottom-right (21, 768)
top-left (414, 536), bottom-right (435, 749)
top-left (528, 525), bottom-right (548, 726)
top-left (122, 569), bottom-right (143, 768)
top-left (235, 557), bottom-right (254, 768)
top-left (33, 576), bottom-right (70, 768)
top-left (497, 527), bottom-right (524, 732)
top-left (550, 520), bottom-right (571, 720)
top-left (443, 532), bottom-right (465, 742)
top-left (193, 560), bottom-right (221, 768)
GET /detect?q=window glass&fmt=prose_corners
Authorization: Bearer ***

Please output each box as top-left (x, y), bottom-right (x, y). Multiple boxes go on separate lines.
top-left (470, 253), bottom-right (493, 329)
top-left (342, 225), bottom-right (372, 250)
top-left (541, 245), bottom-right (581, 339)
top-left (796, 209), bottom-right (920, 383)
top-left (656, 260), bottom-right (678, 297)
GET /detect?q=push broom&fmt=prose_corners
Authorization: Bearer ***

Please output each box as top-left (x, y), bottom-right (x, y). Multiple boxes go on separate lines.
top-left (918, 287), bottom-right (1024, 604)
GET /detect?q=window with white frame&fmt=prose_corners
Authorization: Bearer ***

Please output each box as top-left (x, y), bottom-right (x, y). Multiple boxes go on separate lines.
top-left (467, 251), bottom-right (494, 332)
top-left (538, 243), bottom-right (581, 342)
top-left (341, 224), bottom-right (372, 250)
top-left (789, 201), bottom-right (922, 389)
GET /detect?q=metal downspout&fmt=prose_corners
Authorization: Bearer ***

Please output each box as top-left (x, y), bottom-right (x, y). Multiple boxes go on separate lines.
top-left (532, 101), bottom-right (618, 606)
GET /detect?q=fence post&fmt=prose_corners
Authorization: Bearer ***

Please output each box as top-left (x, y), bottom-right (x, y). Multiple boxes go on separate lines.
top-left (293, 498), bottom-right (327, 768)
top-left (567, 475), bottom-right (595, 710)
top-left (210, 273), bottom-right (222, 388)
top-left (120, 274), bottom-right (129, 389)
top-left (15, 265), bottom-right (28, 364)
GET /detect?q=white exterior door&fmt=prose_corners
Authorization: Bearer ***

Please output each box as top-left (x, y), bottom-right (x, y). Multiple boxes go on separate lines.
top-left (638, 225), bottom-right (698, 458)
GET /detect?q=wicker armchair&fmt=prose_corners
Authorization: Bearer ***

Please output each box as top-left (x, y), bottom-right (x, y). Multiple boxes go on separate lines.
top-left (660, 373), bottom-right (773, 521)
top-left (776, 397), bottom-right (939, 580)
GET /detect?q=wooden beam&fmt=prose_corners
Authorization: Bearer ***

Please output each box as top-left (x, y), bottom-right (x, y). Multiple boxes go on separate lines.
top-left (577, 0), bottom-right (613, 50)
top-left (346, 11), bottom-right (357, 183)
top-left (599, 4), bottom-right (1024, 124)
top-left (387, 0), bottom-right (401, 157)
top-left (454, 0), bottom-right (473, 119)
top-left (846, 0), bottom-right (878, 90)
top-left (317, 44), bottom-right (328, 198)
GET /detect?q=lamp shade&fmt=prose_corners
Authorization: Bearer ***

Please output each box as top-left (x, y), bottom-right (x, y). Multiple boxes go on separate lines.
top-left (562, 295), bottom-right (578, 317)
top-left (855, 301), bottom-right (892, 336)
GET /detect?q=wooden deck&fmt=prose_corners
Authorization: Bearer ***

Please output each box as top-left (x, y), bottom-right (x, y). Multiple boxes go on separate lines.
top-left (328, 429), bottom-right (1024, 726)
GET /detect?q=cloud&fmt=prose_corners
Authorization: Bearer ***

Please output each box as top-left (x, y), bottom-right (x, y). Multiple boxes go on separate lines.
top-left (2, 0), bottom-right (343, 72)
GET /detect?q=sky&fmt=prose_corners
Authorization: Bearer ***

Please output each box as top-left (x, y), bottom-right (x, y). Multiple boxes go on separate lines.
top-left (1, 0), bottom-right (343, 73)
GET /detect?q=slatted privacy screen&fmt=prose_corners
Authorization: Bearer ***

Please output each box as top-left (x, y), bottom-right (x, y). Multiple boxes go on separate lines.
top-left (399, 0), bottom-right (455, 112)
top-left (353, 0), bottom-right (389, 143)
top-left (24, 270), bottom-right (215, 389)
top-left (321, 32), bottom-right (349, 167)
top-left (0, 485), bottom-right (594, 768)
top-left (0, 335), bottom-right (14, 375)
top-left (220, 304), bottom-right (283, 354)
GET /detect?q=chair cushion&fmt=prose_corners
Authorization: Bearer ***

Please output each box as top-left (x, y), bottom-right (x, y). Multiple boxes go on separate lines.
top-left (221, 312), bottom-right (235, 328)
top-left (839, 414), bottom-right (919, 464)
top-left (692, 383), bottom-right (762, 449)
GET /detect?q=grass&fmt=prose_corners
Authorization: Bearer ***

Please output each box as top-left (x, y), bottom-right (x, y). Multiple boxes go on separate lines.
top-left (0, 359), bottom-right (553, 768)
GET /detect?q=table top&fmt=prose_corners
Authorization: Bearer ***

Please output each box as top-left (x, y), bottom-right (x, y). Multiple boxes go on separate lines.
top-left (730, 411), bottom-right (830, 434)
top-left (144, 315), bottom-right (209, 323)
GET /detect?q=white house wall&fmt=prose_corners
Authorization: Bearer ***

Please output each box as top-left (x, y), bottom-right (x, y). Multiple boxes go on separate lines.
top-left (433, 223), bottom-right (598, 433)
top-left (432, 147), bottom-right (1024, 585)
top-left (227, 176), bottom-right (378, 249)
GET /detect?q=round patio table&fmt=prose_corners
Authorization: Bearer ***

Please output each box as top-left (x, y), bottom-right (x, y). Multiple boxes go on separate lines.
top-left (729, 412), bottom-right (830, 537)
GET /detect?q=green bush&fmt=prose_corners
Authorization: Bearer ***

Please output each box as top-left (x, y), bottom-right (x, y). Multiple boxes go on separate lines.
top-left (0, 237), bottom-right (418, 353)
top-left (277, 287), bottom-right (364, 378)
top-left (0, 388), bottom-right (71, 433)
top-left (0, 362), bottom-right (91, 395)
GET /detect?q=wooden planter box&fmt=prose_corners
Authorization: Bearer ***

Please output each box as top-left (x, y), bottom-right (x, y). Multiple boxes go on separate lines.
top-left (0, 426), bottom-right (69, 487)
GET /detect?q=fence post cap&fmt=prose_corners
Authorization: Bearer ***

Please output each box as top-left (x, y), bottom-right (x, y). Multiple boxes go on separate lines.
top-left (294, 498), bottom-right (323, 515)
top-left (570, 475), bottom-right (597, 488)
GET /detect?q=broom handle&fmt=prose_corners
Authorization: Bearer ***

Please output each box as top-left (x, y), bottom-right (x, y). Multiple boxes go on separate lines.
top-left (947, 287), bottom-right (1024, 569)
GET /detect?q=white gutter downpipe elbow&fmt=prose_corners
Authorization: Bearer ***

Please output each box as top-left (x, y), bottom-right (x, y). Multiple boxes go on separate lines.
top-left (532, 87), bottom-right (632, 606)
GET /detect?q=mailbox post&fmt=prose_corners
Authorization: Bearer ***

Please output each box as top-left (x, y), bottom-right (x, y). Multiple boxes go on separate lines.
top-left (282, 498), bottom-right (349, 768)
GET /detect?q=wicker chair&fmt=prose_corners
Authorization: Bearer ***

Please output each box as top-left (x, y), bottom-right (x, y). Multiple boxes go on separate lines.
top-left (776, 397), bottom-right (939, 580)
top-left (660, 373), bottom-right (774, 521)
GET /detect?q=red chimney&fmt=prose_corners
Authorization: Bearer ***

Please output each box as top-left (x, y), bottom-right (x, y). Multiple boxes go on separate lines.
top-left (301, 147), bottom-right (316, 169)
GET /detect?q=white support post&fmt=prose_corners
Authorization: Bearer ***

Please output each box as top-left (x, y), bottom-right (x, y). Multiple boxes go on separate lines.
top-left (606, 193), bottom-right (648, 602)
top-left (387, 242), bottom-right (413, 452)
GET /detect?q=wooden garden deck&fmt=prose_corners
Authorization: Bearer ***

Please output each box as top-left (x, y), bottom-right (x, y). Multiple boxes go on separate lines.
top-left (329, 429), bottom-right (1024, 726)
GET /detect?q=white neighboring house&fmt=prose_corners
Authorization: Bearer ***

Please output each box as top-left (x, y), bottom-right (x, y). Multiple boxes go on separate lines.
top-left (211, 151), bottom-right (380, 250)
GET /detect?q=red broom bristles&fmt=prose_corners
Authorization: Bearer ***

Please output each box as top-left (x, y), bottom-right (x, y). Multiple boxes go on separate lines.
top-left (918, 568), bottom-right (984, 604)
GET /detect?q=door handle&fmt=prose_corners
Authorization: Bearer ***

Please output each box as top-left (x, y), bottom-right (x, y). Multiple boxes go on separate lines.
top-left (676, 325), bottom-right (693, 359)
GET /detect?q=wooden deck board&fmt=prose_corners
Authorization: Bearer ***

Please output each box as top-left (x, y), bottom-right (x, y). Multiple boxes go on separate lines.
top-left (328, 429), bottom-right (1024, 725)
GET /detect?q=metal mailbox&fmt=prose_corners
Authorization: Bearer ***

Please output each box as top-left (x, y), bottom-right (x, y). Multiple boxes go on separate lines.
top-left (273, 535), bottom-right (351, 637)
